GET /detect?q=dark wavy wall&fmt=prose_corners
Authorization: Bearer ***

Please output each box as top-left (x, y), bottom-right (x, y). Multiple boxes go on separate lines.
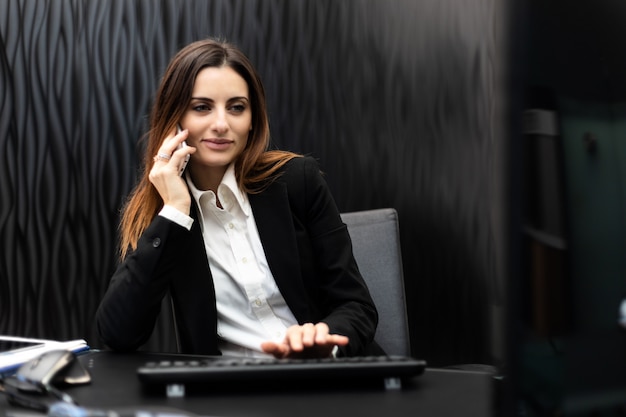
top-left (0, 0), bottom-right (510, 366)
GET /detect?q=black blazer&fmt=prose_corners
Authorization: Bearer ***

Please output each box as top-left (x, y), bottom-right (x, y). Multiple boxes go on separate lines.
top-left (96, 157), bottom-right (381, 356)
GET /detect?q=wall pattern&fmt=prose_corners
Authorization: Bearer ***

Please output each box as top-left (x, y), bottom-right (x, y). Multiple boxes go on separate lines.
top-left (0, 0), bottom-right (509, 366)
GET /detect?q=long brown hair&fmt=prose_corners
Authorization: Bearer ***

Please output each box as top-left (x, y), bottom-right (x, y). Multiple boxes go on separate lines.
top-left (119, 38), bottom-right (300, 258)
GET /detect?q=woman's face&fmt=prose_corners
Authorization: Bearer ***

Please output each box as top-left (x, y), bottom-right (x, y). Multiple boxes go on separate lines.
top-left (180, 65), bottom-right (252, 182)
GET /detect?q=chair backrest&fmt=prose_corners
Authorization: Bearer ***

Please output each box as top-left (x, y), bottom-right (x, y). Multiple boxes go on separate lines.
top-left (340, 208), bottom-right (411, 356)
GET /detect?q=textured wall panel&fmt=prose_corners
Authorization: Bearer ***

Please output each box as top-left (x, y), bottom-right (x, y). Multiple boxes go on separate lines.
top-left (0, 0), bottom-right (508, 366)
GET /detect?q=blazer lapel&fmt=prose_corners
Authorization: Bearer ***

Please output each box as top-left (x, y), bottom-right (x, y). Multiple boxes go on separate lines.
top-left (249, 181), bottom-right (311, 321)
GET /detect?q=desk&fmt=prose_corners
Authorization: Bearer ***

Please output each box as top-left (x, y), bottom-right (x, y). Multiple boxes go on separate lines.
top-left (3, 351), bottom-right (495, 416)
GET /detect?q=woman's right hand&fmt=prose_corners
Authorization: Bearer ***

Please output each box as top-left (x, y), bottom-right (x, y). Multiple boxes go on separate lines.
top-left (148, 128), bottom-right (196, 215)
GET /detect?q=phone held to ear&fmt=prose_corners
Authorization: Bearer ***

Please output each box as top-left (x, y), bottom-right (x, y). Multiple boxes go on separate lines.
top-left (177, 124), bottom-right (190, 176)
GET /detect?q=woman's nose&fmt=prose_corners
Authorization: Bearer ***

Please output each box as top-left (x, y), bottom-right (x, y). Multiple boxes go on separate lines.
top-left (211, 109), bottom-right (228, 133)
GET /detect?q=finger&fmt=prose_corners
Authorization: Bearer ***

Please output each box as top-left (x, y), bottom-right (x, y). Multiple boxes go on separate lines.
top-left (301, 323), bottom-right (317, 347)
top-left (153, 152), bottom-right (173, 165)
top-left (261, 341), bottom-right (289, 358)
top-left (314, 323), bottom-right (330, 344)
top-left (285, 326), bottom-right (305, 352)
top-left (169, 145), bottom-right (196, 169)
top-left (327, 334), bottom-right (350, 346)
top-left (171, 127), bottom-right (189, 146)
top-left (154, 140), bottom-right (195, 175)
top-left (158, 128), bottom-right (189, 157)
top-left (260, 341), bottom-right (277, 353)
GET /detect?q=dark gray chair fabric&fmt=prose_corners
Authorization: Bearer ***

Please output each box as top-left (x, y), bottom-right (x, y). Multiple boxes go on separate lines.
top-left (340, 208), bottom-right (411, 357)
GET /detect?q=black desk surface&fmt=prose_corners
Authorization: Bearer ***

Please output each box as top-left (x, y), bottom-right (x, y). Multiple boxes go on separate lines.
top-left (3, 351), bottom-right (495, 417)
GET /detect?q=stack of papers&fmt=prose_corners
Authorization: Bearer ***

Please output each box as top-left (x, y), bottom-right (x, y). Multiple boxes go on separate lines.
top-left (0, 335), bottom-right (89, 376)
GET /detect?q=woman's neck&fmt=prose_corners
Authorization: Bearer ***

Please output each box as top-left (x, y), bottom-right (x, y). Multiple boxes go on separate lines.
top-left (188, 164), bottom-right (228, 193)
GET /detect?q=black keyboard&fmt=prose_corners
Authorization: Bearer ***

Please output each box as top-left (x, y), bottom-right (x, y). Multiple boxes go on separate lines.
top-left (137, 355), bottom-right (426, 396)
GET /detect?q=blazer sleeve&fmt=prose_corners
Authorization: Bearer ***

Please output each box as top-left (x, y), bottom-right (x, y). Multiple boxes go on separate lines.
top-left (283, 157), bottom-right (381, 356)
top-left (95, 215), bottom-right (192, 351)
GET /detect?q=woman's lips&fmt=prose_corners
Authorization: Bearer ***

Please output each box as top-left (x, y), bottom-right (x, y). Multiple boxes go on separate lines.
top-left (202, 138), bottom-right (233, 150)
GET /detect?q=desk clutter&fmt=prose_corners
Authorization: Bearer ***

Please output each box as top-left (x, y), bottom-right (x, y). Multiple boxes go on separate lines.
top-left (1, 348), bottom-right (91, 413)
top-left (0, 336), bottom-right (89, 377)
top-left (0, 336), bottom-right (91, 413)
top-left (137, 355), bottom-right (427, 398)
top-left (2, 351), bottom-right (493, 417)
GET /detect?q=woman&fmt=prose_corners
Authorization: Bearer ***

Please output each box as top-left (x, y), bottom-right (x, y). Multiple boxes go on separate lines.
top-left (96, 38), bottom-right (381, 358)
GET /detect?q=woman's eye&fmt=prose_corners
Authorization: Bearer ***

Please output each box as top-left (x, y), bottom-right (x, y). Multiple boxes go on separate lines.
top-left (193, 104), bottom-right (211, 112)
top-left (230, 104), bottom-right (246, 113)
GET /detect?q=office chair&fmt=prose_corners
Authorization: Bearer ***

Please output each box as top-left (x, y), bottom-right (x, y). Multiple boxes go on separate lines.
top-left (341, 212), bottom-right (499, 378)
top-left (340, 208), bottom-right (411, 357)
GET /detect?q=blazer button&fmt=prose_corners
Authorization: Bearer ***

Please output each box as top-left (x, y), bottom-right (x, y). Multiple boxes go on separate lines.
top-left (152, 237), bottom-right (161, 248)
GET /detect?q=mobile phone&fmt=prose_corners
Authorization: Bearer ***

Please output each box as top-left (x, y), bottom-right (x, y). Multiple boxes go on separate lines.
top-left (12, 349), bottom-right (91, 390)
top-left (176, 124), bottom-right (190, 176)
top-left (15, 350), bottom-right (75, 388)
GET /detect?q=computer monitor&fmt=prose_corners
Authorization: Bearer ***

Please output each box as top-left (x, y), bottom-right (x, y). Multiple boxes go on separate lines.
top-left (514, 0), bottom-right (626, 414)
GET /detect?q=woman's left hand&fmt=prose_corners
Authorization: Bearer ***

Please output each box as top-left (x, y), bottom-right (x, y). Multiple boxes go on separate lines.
top-left (260, 322), bottom-right (349, 359)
